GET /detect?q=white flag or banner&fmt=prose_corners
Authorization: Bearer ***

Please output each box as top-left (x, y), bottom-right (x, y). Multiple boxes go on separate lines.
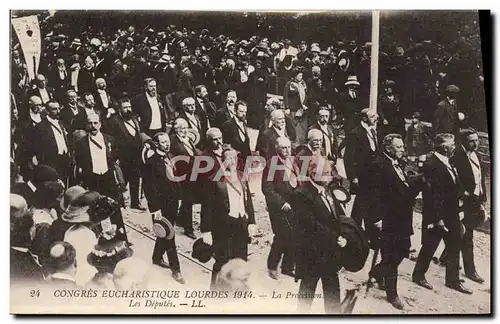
top-left (11, 15), bottom-right (41, 81)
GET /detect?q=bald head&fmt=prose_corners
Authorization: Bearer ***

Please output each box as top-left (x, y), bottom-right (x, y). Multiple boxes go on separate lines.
top-left (10, 194), bottom-right (28, 220)
top-left (95, 78), bottom-right (106, 90)
top-left (308, 129), bottom-right (323, 151)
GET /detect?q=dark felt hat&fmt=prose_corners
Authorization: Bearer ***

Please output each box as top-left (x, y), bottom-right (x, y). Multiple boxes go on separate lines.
top-left (445, 84), bottom-right (460, 93)
top-left (192, 238), bottom-right (213, 263)
top-left (339, 216), bottom-right (370, 272)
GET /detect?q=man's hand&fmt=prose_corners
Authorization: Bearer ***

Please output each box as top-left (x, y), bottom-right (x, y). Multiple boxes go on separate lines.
top-left (281, 202), bottom-right (292, 212)
top-left (383, 119), bottom-right (389, 125)
top-left (202, 232), bottom-right (213, 246)
top-left (374, 220), bottom-right (382, 231)
top-left (248, 224), bottom-right (257, 237)
top-left (352, 178), bottom-right (359, 186)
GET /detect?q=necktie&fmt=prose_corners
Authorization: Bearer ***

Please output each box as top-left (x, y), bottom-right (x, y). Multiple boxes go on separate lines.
top-left (321, 191), bottom-right (335, 217)
top-left (370, 128), bottom-right (378, 150)
top-left (393, 162), bottom-right (409, 186)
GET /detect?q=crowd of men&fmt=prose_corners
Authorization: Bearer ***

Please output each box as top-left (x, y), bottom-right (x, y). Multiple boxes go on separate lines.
top-left (10, 14), bottom-right (489, 314)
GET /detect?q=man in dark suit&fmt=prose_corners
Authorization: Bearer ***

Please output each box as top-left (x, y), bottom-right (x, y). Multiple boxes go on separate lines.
top-left (178, 97), bottom-right (207, 150)
top-left (48, 58), bottom-right (70, 103)
top-left (365, 134), bottom-right (423, 310)
top-left (262, 136), bottom-right (299, 280)
top-left (106, 98), bottom-right (143, 210)
top-left (32, 100), bottom-right (71, 185)
top-left (261, 97), bottom-right (296, 138)
top-left (256, 109), bottom-right (295, 160)
top-left (132, 78), bottom-right (169, 138)
top-left (28, 74), bottom-right (55, 105)
top-left (74, 113), bottom-right (129, 244)
top-left (176, 57), bottom-right (196, 104)
top-left (221, 100), bottom-right (251, 161)
top-left (284, 68), bottom-right (309, 145)
top-left (60, 89), bottom-right (87, 134)
top-left (433, 85), bottom-right (464, 137)
top-left (338, 75), bottom-right (365, 134)
top-left (344, 108), bottom-right (380, 227)
top-left (449, 128), bottom-right (487, 284)
top-left (308, 107), bottom-right (338, 164)
top-left (213, 90), bottom-right (237, 129)
top-left (142, 132), bottom-right (186, 284)
top-left (291, 156), bottom-right (347, 314)
top-left (170, 118), bottom-right (201, 239)
top-left (201, 148), bottom-right (256, 290)
top-left (412, 133), bottom-right (473, 294)
top-left (94, 78), bottom-right (117, 120)
top-left (195, 84), bottom-right (217, 127)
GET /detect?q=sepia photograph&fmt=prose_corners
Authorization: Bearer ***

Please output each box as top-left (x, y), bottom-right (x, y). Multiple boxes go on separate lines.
top-left (9, 9), bottom-right (491, 315)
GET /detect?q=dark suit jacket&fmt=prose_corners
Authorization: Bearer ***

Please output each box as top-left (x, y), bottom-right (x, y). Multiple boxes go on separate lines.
top-left (176, 68), bottom-right (195, 102)
top-left (291, 183), bottom-right (345, 279)
top-left (169, 134), bottom-right (201, 178)
top-left (105, 114), bottom-right (142, 164)
top-left (60, 104), bottom-right (87, 133)
top-left (422, 154), bottom-right (463, 239)
top-left (32, 118), bottom-right (70, 165)
top-left (256, 127), bottom-right (293, 160)
top-left (200, 173), bottom-right (255, 236)
top-left (221, 118), bottom-right (251, 158)
top-left (365, 154), bottom-right (422, 238)
top-left (213, 106), bottom-right (234, 130)
top-left (309, 122), bottom-right (339, 163)
top-left (74, 132), bottom-right (117, 182)
top-left (10, 247), bottom-right (45, 283)
top-left (284, 80), bottom-right (307, 113)
top-left (77, 68), bottom-right (96, 95)
top-left (132, 93), bottom-right (168, 132)
top-left (338, 91), bottom-right (365, 133)
top-left (195, 97), bottom-right (217, 126)
top-left (433, 99), bottom-right (459, 136)
top-left (48, 68), bottom-right (70, 100)
top-left (143, 151), bottom-right (180, 213)
top-left (343, 124), bottom-right (380, 181)
top-left (93, 90), bottom-right (117, 118)
top-left (261, 156), bottom-right (299, 234)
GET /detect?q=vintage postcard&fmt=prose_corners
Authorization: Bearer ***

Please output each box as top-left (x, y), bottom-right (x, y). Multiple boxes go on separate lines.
top-left (10, 9), bottom-right (491, 314)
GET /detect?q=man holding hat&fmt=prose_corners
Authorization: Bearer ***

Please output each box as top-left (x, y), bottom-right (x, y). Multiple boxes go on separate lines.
top-left (433, 84), bottom-right (464, 137)
top-left (364, 134), bottom-right (424, 310)
top-left (291, 156), bottom-right (348, 314)
top-left (143, 132), bottom-right (186, 285)
top-left (412, 133), bottom-right (473, 295)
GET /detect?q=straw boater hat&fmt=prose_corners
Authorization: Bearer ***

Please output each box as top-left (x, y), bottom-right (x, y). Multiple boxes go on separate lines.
top-left (345, 75), bottom-right (360, 87)
top-left (152, 210), bottom-right (175, 240)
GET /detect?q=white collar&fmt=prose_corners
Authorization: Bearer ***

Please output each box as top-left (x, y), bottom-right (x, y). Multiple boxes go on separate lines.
top-left (46, 116), bottom-right (59, 125)
top-left (51, 272), bottom-right (76, 282)
top-left (384, 152), bottom-right (400, 166)
top-left (90, 132), bottom-right (104, 141)
top-left (273, 126), bottom-right (285, 134)
top-left (434, 151), bottom-right (450, 165)
top-left (361, 120), bottom-right (375, 132)
top-left (146, 92), bottom-right (157, 100)
top-left (156, 149), bottom-right (167, 157)
top-left (97, 89), bottom-right (106, 94)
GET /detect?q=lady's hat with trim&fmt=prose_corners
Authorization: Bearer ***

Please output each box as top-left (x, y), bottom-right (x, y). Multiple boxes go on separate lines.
top-left (87, 238), bottom-right (133, 272)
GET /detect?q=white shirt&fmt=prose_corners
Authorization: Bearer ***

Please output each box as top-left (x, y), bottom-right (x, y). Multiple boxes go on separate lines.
top-left (434, 151), bottom-right (456, 183)
top-left (47, 116), bottom-right (68, 155)
top-left (71, 69), bottom-right (79, 92)
top-left (85, 107), bottom-right (96, 116)
top-left (384, 153), bottom-right (408, 186)
top-left (465, 149), bottom-right (482, 195)
top-left (39, 88), bottom-right (50, 104)
top-left (156, 149), bottom-right (175, 180)
top-left (178, 135), bottom-right (194, 156)
top-left (32, 208), bottom-right (58, 226)
top-left (97, 89), bottom-right (109, 108)
top-left (68, 104), bottom-right (79, 116)
top-left (88, 132), bottom-right (108, 175)
top-left (361, 121), bottom-right (377, 152)
top-left (226, 178), bottom-right (246, 219)
top-left (58, 70), bottom-right (67, 80)
top-left (146, 93), bottom-right (162, 130)
top-left (123, 119), bottom-right (137, 137)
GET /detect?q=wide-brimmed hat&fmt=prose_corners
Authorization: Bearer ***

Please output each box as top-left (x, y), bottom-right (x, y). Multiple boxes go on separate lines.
top-left (87, 239), bottom-right (133, 272)
top-left (61, 191), bottom-right (101, 223)
top-left (345, 75), bottom-right (360, 86)
top-left (152, 211), bottom-right (175, 240)
top-left (445, 84), bottom-right (460, 94)
top-left (310, 44), bottom-right (321, 53)
top-left (59, 185), bottom-right (86, 211)
top-left (192, 238), bottom-right (213, 263)
top-left (339, 216), bottom-right (369, 272)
